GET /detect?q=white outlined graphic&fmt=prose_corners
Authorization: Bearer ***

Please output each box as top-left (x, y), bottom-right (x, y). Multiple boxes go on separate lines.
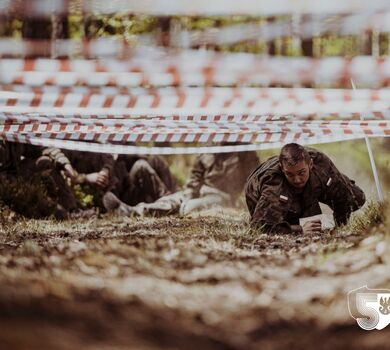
top-left (348, 286), bottom-right (390, 330)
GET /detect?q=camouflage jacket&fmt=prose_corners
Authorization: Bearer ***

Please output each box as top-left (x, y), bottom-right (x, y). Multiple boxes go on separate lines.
top-left (0, 141), bottom-right (43, 171)
top-left (117, 154), bottom-right (178, 193)
top-left (42, 148), bottom-right (117, 192)
top-left (186, 151), bottom-right (259, 200)
top-left (43, 148), bottom-right (115, 176)
top-left (245, 148), bottom-right (365, 234)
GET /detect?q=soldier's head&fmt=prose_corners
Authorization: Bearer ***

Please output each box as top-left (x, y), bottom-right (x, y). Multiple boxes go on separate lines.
top-left (279, 143), bottom-right (312, 189)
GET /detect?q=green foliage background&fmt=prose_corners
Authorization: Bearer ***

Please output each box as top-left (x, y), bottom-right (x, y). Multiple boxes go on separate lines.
top-left (0, 14), bottom-right (388, 57)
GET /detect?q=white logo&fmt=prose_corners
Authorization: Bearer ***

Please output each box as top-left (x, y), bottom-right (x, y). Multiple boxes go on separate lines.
top-left (348, 285), bottom-right (390, 330)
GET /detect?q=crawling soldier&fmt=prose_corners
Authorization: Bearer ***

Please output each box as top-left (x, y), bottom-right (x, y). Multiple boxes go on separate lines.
top-left (245, 143), bottom-right (365, 234)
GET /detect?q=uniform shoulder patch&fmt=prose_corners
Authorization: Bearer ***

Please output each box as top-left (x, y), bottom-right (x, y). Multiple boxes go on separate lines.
top-left (279, 194), bottom-right (289, 202)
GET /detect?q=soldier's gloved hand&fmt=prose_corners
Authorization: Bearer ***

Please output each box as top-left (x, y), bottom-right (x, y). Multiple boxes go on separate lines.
top-left (302, 220), bottom-right (322, 235)
top-left (64, 164), bottom-right (79, 183)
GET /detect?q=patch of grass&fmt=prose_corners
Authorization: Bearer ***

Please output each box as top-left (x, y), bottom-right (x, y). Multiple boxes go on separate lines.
top-left (340, 200), bottom-right (385, 236)
top-left (0, 173), bottom-right (59, 219)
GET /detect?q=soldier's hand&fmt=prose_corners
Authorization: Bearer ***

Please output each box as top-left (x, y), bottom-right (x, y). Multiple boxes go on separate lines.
top-left (85, 172), bottom-right (99, 186)
top-left (64, 164), bottom-right (78, 182)
top-left (302, 220), bottom-right (322, 235)
top-left (96, 170), bottom-right (109, 189)
top-left (85, 171), bottom-right (109, 189)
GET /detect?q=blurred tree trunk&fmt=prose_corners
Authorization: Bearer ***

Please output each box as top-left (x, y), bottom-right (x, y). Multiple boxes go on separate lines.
top-left (22, 18), bottom-right (51, 39)
top-left (157, 17), bottom-right (171, 46)
top-left (360, 31), bottom-right (373, 55)
top-left (301, 38), bottom-right (313, 56)
top-left (22, 16), bottom-right (68, 57)
top-left (267, 17), bottom-right (276, 55)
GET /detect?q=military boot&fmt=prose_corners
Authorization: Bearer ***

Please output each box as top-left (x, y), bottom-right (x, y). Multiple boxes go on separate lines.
top-left (102, 191), bottom-right (142, 216)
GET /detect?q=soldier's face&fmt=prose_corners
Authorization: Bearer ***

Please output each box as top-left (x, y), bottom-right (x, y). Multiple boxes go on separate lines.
top-left (281, 159), bottom-right (312, 189)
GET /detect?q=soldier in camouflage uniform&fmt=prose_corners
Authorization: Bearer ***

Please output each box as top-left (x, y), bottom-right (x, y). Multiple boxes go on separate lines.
top-left (245, 143), bottom-right (366, 234)
top-left (104, 148), bottom-right (259, 216)
top-left (42, 148), bottom-right (117, 209)
top-left (44, 149), bottom-right (177, 210)
top-left (114, 154), bottom-right (178, 206)
top-left (0, 141), bottom-right (78, 219)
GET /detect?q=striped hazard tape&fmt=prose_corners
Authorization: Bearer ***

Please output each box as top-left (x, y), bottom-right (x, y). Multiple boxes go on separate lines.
top-left (1, 55), bottom-right (389, 87)
top-left (1, 120), bottom-right (389, 145)
top-left (0, 88), bottom-right (389, 116)
top-left (0, 133), bottom-right (364, 155)
top-left (2, 0), bottom-right (389, 17)
top-left (0, 37), bottom-right (136, 59)
top-left (1, 112), bottom-right (389, 128)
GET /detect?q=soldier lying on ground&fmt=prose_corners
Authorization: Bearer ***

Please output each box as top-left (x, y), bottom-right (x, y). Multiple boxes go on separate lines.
top-left (245, 143), bottom-right (366, 235)
top-left (43, 149), bottom-right (177, 211)
top-left (103, 146), bottom-right (259, 216)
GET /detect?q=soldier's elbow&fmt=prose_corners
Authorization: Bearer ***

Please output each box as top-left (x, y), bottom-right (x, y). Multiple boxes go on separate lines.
top-left (357, 191), bottom-right (366, 209)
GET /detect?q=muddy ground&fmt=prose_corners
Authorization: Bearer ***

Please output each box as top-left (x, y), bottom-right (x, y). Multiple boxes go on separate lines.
top-left (0, 206), bottom-right (389, 350)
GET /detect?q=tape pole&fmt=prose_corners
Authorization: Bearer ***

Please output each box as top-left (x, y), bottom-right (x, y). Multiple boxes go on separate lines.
top-left (351, 79), bottom-right (384, 202)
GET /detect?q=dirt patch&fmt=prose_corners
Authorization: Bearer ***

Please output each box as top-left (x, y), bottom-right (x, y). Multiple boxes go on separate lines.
top-left (0, 206), bottom-right (388, 349)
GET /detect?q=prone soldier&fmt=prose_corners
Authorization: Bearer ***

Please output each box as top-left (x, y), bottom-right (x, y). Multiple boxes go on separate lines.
top-left (245, 143), bottom-right (366, 234)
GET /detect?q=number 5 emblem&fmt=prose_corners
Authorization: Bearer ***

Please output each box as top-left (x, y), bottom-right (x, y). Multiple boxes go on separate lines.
top-left (348, 285), bottom-right (390, 330)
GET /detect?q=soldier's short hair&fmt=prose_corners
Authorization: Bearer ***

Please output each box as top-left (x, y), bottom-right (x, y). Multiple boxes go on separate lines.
top-left (279, 143), bottom-right (311, 167)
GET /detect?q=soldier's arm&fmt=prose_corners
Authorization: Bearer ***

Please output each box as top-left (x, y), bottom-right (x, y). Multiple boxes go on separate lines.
top-left (249, 174), bottom-right (292, 234)
top-left (325, 174), bottom-right (365, 225)
top-left (316, 153), bottom-right (365, 225)
top-left (79, 153), bottom-right (115, 189)
top-left (42, 147), bottom-right (71, 167)
top-left (185, 155), bottom-right (206, 198)
top-left (41, 148), bottom-right (79, 182)
top-left (100, 153), bottom-right (115, 176)
top-left (91, 153), bottom-right (115, 189)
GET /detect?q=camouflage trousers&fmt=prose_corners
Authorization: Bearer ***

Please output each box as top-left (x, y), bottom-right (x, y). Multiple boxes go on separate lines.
top-left (138, 185), bottom-right (232, 216)
top-left (114, 158), bottom-right (173, 206)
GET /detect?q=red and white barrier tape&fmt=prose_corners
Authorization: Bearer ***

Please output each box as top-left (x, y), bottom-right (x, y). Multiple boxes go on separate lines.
top-left (86, 0), bottom-right (390, 16)
top-left (1, 87), bottom-right (389, 104)
top-left (2, 53), bottom-right (389, 74)
top-left (0, 119), bottom-right (390, 134)
top-left (0, 99), bottom-right (388, 117)
top-left (2, 85), bottom-right (390, 101)
top-left (0, 133), bottom-right (363, 155)
top-left (3, 0), bottom-right (389, 17)
top-left (1, 120), bottom-right (389, 145)
top-left (0, 37), bottom-right (137, 58)
top-left (4, 113), bottom-right (390, 128)
top-left (1, 55), bottom-right (389, 87)
top-left (0, 88), bottom-right (389, 116)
